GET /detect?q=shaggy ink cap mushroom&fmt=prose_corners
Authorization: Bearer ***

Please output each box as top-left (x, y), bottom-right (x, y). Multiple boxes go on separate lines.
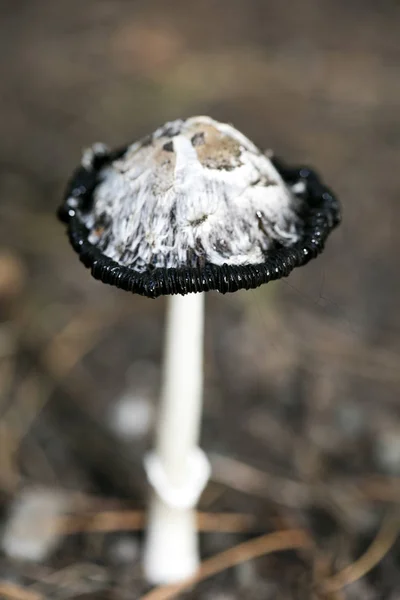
top-left (59, 116), bottom-right (340, 298)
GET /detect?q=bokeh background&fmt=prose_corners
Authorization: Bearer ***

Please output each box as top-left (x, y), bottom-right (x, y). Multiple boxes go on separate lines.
top-left (0, 1), bottom-right (399, 598)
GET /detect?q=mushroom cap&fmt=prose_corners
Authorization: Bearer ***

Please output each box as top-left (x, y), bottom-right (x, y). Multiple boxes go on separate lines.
top-left (58, 116), bottom-right (340, 298)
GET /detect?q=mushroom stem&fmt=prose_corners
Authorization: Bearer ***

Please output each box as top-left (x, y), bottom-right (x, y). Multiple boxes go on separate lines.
top-left (143, 292), bottom-right (209, 584)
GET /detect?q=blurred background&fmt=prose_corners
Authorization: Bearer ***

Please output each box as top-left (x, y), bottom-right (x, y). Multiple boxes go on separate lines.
top-left (0, 1), bottom-right (399, 598)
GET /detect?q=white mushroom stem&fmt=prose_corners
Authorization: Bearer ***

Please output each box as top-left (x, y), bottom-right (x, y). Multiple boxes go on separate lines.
top-left (143, 292), bottom-right (210, 584)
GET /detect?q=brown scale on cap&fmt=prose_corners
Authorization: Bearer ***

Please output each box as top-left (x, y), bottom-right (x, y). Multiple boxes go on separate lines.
top-left (119, 121), bottom-right (244, 175)
top-left (186, 123), bottom-right (243, 171)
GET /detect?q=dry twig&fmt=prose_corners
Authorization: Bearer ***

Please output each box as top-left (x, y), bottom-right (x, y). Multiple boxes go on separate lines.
top-left (321, 510), bottom-right (400, 593)
top-left (210, 452), bottom-right (309, 508)
top-left (0, 581), bottom-right (44, 600)
top-left (356, 475), bottom-right (400, 503)
top-left (55, 509), bottom-right (255, 535)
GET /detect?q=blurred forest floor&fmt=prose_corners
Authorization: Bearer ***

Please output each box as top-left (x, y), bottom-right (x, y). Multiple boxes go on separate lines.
top-left (0, 1), bottom-right (399, 598)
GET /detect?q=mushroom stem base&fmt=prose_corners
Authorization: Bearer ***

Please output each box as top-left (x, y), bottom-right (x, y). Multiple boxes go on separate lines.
top-left (143, 497), bottom-right (198, 584)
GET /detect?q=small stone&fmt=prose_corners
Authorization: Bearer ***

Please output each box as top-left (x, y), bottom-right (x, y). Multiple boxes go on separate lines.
top-left (374, 429), bottom-right (400, 475)
top-left (2, 487), bottom-right (70, 562)
top-left (108, 535), bottom-right (140, 565)
top-left (110, 393), bottom-right (154, 440)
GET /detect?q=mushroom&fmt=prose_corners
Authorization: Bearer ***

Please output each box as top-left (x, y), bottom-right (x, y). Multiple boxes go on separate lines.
top-left (58, 116), bottom-right (340, 584)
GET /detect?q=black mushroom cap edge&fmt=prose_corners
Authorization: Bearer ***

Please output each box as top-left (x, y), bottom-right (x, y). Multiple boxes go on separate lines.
top-left (57, 146), bottom-right (341, 299)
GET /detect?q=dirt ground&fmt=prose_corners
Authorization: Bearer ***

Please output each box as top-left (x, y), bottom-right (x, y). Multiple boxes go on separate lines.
top-left (0, 1), bottom-right (399, 598)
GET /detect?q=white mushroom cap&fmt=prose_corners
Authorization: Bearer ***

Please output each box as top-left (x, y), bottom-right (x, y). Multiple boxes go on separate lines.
top-left (60, 115), bottom-right (340, 297)
top-left (82, 116), bottom-right (301, 272)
